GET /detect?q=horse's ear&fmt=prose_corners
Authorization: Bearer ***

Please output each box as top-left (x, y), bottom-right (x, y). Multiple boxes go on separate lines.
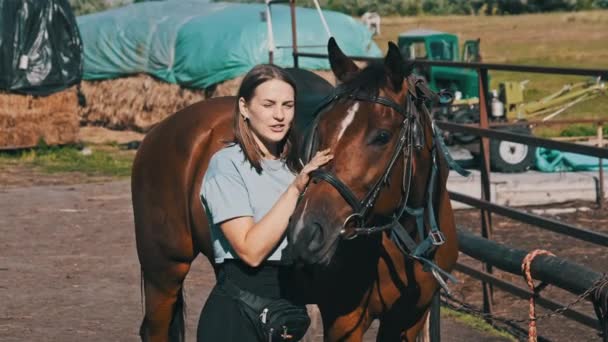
top-left (328, 37), bottom-right (359, 82)
top-left (384, 42), bottom-right (412, 91)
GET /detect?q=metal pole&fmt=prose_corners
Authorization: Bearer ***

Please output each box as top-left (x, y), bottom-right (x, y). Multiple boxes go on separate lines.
top-left (290, 0), bottom-right (299, 68)
top-left (265, 0), bottom-right (275, 64)
top-left (429, 292), bottom-right (441, 342)
top-left (478, 67), bottom-right (494, 317)
top-left (598, 123), bottom-right (604, 208)
top-left (311, 0), bottom-right (332, 38)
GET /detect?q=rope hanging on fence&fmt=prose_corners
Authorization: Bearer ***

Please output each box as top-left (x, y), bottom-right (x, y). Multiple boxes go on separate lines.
top-left (521, 249), bottom-right (556, 342)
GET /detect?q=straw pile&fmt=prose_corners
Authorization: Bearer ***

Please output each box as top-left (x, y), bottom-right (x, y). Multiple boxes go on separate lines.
top-left (76, 68), bottom-right (353, 134)
top-left (0, 68), bottom-right (348, 149)
top-left (0, 87), bottom-right (80, 149)
top-left (79, 75), bottom-right (205, 132)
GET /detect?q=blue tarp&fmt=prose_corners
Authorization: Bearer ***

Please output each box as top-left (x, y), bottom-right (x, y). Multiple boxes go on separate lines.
top-left (77, 1), bottom-right (381, 88)
top-left (535, 147), bottom-right (608, 172)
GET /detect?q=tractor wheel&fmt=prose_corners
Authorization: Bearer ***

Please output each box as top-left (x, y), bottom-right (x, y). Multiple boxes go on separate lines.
top-left (451, 108), bottom-right (478, 144)
top-left (489, 125), bottom-right (536, 173)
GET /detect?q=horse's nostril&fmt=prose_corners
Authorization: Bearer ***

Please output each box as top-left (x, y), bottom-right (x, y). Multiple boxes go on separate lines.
top-left (313, 222), bottom-right (324, 238)
top-left (308, 222), bottom-right (324, 250)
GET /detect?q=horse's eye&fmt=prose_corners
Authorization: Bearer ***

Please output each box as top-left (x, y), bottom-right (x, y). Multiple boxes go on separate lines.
top-left (371, 130), bottom-right (392, 146)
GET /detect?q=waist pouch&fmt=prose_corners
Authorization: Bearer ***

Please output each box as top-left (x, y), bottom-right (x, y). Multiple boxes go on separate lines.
top-left (220, 278), bottom-right (310, 341)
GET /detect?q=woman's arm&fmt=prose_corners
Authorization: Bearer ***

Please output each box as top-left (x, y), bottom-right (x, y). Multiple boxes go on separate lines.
top-left (220, 184), bottom-right (300, 267)
top-left (220, 149), bottom-right (332, 267)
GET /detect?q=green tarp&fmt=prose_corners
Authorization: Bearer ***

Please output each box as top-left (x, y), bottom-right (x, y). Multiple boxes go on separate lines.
top-left (77, 1), bottom-right (381, 88)
top-left (0, 0), bottom-right (82, 95)
top-left (535, 147), bottom-right (608, 172)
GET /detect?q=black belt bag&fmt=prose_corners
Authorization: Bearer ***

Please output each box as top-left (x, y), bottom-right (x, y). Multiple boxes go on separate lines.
top-left (220, 278), bottom-right (311, 342)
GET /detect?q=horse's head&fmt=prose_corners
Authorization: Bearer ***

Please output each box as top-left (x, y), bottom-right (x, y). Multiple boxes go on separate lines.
top-left (287, 38), bottom-right (447, 266)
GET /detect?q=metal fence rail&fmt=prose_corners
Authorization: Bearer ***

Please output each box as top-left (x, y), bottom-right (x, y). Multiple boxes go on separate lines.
top-left (294, 52), bottom-right (608, 79)
top-left (450, 192), bottom-right (608, 247)
top-left (454, 262), bottom-right (599, 329)
top-left (437, 121), bottom-right (608, 158)
top-left (456, 229), bottom-right (607, 331)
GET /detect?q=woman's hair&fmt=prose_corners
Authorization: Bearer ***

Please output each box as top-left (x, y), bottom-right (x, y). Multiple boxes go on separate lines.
top-left (233, 64), bottom-right (301, 174)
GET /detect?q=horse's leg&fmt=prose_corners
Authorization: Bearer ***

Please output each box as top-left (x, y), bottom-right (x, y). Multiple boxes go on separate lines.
top-left (322, 307), bottom-right (371, 342)
top-left (405, 308), bottom-right (429, 342)
top-left (301, 305), bottom-right (323, 342)
top-left (135, 205), bottom-right (197, 342)
top-left (374, 307), bottom-right (428, 342)
top-left (140, 261), bottom-right (192, 342)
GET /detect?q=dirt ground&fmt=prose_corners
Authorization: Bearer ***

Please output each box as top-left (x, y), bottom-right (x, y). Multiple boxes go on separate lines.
top-left (1, 166), bottom-right (603, 341)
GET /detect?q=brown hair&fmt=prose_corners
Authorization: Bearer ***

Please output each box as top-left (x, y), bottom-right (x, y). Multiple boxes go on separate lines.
top-left (232, 64), bottom-right (301, 174)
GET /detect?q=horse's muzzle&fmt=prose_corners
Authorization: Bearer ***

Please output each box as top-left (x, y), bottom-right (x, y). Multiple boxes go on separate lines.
top-left (291, 222), bottom-right (326, 264)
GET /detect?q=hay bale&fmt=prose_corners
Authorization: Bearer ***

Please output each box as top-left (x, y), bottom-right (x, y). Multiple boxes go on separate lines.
top-left (211, 76), bottom-right (244, 97)
top-left (0, 88), bottom-right (80, 149)
top-left (209, 70), bottom-right (341, 97)
top-left (79, 75), bottom-right (205, 132)
top-left (77, 69), bottom-right (348, 133)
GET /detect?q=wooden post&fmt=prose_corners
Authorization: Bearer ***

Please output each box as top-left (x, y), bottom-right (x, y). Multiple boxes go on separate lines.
top-left (290, 0), bottom-right (299, 68)
top-left (598, 123), bottom-right (604, 207)
top-left (265, 1), bottom-right (274, 64)
top-left (477, 67), bottom-right (494, 317)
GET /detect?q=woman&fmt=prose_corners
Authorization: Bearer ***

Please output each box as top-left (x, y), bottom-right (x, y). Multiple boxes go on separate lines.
top-left (197, 64), bottom-right (332, 341)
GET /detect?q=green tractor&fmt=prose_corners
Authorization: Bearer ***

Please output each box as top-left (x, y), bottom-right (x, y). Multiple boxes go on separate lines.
top-left (398, 29), bottom-right (537, 173)
top-left (398, 29), bottom-right (482, 99)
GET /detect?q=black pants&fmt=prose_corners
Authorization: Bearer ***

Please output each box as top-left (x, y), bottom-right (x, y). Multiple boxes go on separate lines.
top-left (197, 260), bottom-right (293, 342)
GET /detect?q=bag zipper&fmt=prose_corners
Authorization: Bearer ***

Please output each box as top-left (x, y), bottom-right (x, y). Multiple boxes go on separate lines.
top-left (260, 307), bottom-right (269, 324)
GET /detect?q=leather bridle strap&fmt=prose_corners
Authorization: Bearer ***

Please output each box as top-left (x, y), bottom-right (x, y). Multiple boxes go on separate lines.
top-left (308, 170), bottom-right (362, 212)
top-left (308, 105), bottom-right (411, 221)
top-left (345, 93), bottom-right (407, 117)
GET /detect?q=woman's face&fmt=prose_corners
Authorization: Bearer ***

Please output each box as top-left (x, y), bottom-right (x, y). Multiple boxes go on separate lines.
top-left (239, 79), bottom-right (295, 149)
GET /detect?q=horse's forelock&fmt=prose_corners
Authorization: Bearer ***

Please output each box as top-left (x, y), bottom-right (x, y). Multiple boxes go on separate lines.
top-left (339, 62), bottom-right (399, 97)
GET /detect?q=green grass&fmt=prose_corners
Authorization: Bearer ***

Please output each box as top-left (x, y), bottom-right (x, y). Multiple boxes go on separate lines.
top-left (0, 142), bottom-right (134, 178)
top-left (441, 306), bottom-right (517, 341)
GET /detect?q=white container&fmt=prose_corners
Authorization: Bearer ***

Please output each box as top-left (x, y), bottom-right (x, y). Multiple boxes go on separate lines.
top-left (491, 90), bottom-right (504, 118)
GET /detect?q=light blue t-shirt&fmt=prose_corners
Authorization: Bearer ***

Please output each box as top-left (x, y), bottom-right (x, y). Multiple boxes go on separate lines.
top-left (200, 144), bottom-right (296, 264)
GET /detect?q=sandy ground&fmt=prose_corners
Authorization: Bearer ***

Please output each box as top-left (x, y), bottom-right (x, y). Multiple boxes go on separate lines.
top-left (0, 174), bottom-right (512, 342)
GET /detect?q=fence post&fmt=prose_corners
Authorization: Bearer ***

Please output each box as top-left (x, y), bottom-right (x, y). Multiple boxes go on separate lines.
top-left (598, 122), bottom-right (604, 208)
top-left (290, 0), bottom-right (299, 68)
top-left (477, 67), bottom-right (494, 317)
top-left (430, 292), bottom-right (441, 342)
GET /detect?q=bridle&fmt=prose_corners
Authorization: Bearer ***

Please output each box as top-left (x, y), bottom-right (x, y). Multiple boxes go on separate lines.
top-left (300, 75), bottom-right (468, 291)
top-left (303, 75), bottom-right (433, 241)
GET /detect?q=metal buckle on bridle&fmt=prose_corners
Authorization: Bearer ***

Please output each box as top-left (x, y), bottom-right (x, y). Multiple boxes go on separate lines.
top-left (281, 326), bottom-right (293, 340)
top-left (429, 230), bottom-right (446, 246)
top-left (340, 213), bottom-right (363, 240)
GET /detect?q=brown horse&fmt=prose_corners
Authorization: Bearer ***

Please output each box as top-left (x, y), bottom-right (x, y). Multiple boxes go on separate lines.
top-left (285, 40), bottom-right (459, 341)
top-left (132, 38), bottom-right (458, 342)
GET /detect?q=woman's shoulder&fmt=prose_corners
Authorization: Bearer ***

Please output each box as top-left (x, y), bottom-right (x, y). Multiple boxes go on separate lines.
top-left (207, 144), bottom-right (247, 176)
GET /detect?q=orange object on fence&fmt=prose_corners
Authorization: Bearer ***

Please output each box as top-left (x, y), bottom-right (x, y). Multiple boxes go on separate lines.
top-left (521, 249), bottom-right (556, 342)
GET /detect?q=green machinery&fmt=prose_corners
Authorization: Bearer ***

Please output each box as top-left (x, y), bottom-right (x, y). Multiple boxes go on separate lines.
top-left (398, 29), bottom-right (482, 99)
top-left (397, 29), bottom-right (606, 173)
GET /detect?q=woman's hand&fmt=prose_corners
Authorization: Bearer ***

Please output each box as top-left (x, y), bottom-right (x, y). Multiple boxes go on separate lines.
top-left (291, 148), bottom-right (333, 194)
